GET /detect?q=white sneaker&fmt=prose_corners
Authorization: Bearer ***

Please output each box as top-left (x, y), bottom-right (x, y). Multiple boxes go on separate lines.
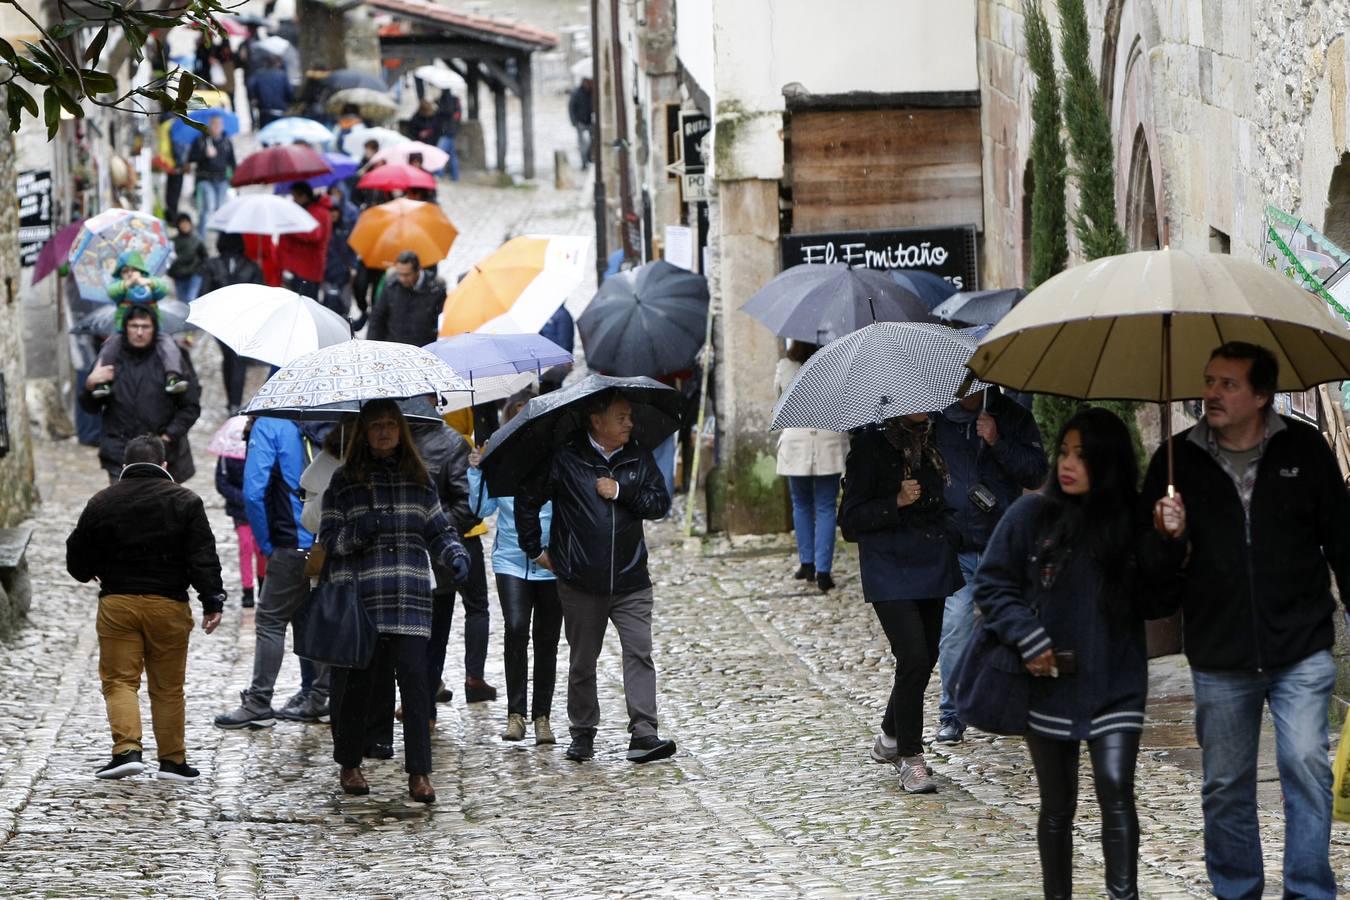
top-left (898, 755), bottom-right (937, 794)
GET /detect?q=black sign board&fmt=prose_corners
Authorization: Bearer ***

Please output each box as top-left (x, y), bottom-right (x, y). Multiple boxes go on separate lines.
top-left (679, 111), bottom-right (709, 174)
top-left (17, 169), bottom-right (54, 269)
top-left (780, 225), bottom-right (979, 291)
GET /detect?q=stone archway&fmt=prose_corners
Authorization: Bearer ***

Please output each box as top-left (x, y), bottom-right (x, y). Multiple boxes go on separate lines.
top-left (1106, 1), bottom-right (1166, 241)
top-left (1126, 125), bottom-right (1159, 250)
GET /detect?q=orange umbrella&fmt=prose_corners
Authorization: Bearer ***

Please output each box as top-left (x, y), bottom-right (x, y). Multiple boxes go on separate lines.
top-left (347, 198), bottom-right (458, 269)
top-left (439, 235), bottom-right (591, 336)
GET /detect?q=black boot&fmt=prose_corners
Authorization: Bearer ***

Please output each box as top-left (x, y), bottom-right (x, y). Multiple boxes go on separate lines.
top-left (793, 563), bottom-right (815, 580)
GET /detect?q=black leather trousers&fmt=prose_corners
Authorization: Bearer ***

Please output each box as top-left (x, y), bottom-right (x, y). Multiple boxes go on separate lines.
top-left (1026, 730), bottom-right (1140, 899)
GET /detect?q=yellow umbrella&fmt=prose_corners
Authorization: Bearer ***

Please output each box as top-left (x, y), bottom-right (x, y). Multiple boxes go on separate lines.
top-left (439, 235), bottom-right (591, 337)
top-left (966, 247), bottom-right (1350, 484)
top-left (348, 198), bottom-right (458, 269)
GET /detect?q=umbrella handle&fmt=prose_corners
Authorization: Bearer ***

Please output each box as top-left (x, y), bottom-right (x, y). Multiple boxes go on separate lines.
top-left (1163, 312), bottom-right (1175, 493)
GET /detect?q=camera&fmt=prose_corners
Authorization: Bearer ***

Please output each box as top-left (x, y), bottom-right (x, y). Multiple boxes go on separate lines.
top-left (968, 483), bottom-right (998, 514)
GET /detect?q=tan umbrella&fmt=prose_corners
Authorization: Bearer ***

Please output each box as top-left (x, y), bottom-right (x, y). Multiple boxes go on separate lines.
top-left (966, 247), bottom-right (1350, 485)
top-left (326, 88), bottom-right (398, 122)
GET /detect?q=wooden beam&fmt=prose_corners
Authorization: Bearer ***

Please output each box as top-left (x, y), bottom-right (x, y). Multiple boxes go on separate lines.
top-left (492, 82), bottom-right (508, 172)
top-left (519, 53), bottom-right (535, 179)
top-left (465, 66), bottom-right (481, 120)
top-left (378, 38), bottom-right (519, 64)
top-left (479, 60), bottom-right (521, 97)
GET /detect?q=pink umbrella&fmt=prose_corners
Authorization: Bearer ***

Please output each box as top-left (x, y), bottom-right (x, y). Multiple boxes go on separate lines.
top-left (369, 141), bottom-right (450, 173)
top-left (207, 415), bottom-right (250, 459)
top-left (32, 220), bottom-right (84, 284)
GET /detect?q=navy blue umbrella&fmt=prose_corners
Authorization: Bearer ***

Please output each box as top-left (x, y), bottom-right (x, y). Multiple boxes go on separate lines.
top-left (932, 289), bottom-right (1027, 326)
top-left (579, 260), bottom-right (709, 377)
top-left (740, 263), bottom-right (934, 345)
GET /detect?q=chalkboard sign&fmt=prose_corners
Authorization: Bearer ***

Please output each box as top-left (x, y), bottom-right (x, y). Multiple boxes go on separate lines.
top-left (679, 111), bottom-right (709, 174)
top-left (780, 225), bottom-right (979, 291)
top-left (17, 169), bottom-right (53, 269)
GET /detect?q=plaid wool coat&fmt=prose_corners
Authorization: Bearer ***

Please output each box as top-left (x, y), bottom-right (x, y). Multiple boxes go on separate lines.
top-left (319, 457), bottom-right (469, 639)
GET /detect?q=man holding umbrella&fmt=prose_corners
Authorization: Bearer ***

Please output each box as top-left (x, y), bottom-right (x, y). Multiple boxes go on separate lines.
top-left (515, 388), bottom-right (677, 763)
top-left (1147, 341), bottom-right (1350, 900)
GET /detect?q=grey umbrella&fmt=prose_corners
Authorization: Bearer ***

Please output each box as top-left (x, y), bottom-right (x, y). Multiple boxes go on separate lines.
top-left (70, 299), bottom-right (192, 336)
top-left (578, 261), bottom-right (709, 377)
top-left (932, 289), bottom-right (1027, 326)
top-left (740, 263), bottom-right (934, 344)
top-left (478, 374), bottom-right (684, 495)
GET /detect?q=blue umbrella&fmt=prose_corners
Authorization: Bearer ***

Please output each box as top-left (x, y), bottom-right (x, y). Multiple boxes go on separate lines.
top-left (886, 269), bottom-right (958, 311)
top-left (257, 116), bottom-right (335, 148)
top-left (272, 153), bottom-right (361, 192)
top-left (423, 333), bottom-right (573, 382)
top-left (169, 108), bottom-right (239, 147)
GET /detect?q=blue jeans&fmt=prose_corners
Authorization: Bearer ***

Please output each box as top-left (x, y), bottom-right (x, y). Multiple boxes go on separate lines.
top-left (195, 178), bottom-right (229, 236)
top-left (436, 135), bottom-right (460, 181)
top-left (653, 433), bottom-right (677, 502)
top-left (787, 474), bottom-right (840, 573)
top-left (1191, 649), bottom-right (1337, 900)
top-left (937, 550), bottom-right (981, 727)
top-left (173, 274), bottom-right (201, 304)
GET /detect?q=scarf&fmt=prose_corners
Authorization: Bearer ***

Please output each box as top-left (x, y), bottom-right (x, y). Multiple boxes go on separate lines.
top-left (883, 416), bottom-right (949, 484)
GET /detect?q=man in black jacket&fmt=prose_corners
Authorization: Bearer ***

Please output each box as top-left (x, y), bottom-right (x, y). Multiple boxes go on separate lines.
top-left (366, 251), bottom-right (445, 347)
top-left (1146, 341), bottom-right (1350, 900)
top-left (931, 388), bottom-right (1045, 745)
top-left (67, 435), bottom-right (224, 781)
top-left (516, 390), bottom-right (675, 763)
top-left (80, 306), bottom-right (201, 484)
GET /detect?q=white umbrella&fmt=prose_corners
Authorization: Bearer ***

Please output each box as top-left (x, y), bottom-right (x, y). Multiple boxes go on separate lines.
top-left (188, 285), bottom-right (351, 366)
top-left (206, 194), bottom-right (320, 237)
top-left (414, 65), bottom-right (463, 91)
top-left (571, 58), bottom-right (593, 81)
top-left (370, 140), bottom-right (450, 173)
top-left (342, 126), bottom-right (409, 155)
top-left (255, 35), bottom-right (291, 58)
top-left (244, 340), bottom-right (470, 414)
top-left (439, 371), bottom-right (537, 412)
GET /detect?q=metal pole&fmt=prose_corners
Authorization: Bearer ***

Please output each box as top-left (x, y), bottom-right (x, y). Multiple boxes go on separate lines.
top-left (683, 310), bottom-right (717, 536)
top-left (609, 0), bottom-right (640, 263)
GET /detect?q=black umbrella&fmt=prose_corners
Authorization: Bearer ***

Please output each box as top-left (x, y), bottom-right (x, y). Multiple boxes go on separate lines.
top-left (478, 374), bottom-right (683, 495)
top-left (740, 263), bottom-right (935, 345)
top-left (70, 299), bottom-right (191, 336)
top-left (322, 69), bottom-right (387, 94)
top-left (932, 289), bottom-right (1027, 326)
top-left (579, 261), bottom-right (709, 377)
top-left (887, 269), bottom-right (958, 311)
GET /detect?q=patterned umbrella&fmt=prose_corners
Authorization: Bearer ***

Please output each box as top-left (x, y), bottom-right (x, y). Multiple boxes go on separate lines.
top-left (243, 339), bottom-right (469, 415)
top-left (68, 209), bottom-right (172, 303)
top-left (771, 322), bottom-right (989, 432)
top-left (257, 116), bottom-right (334, 148)
top-left (740, 263), bottom-right (935, 345)
top-left (578, 260), bottom-right (709, 377)
top-left (207, 415), bottom-right (250, 459)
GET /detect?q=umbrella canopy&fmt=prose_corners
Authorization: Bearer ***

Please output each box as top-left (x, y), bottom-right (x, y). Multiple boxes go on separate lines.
top-left (357, 162), bottom-right (435, 192)
top-left (740, 263), bottom-right (935, 345)
top-left (438, 371), bottom-right (539, 413)
top-left (326, 88), bottom-right (398, 122)
top-left (71, 298), bottom-right (192, 336)
top-left (244, 339), bottom-right (470, 416)
top-left (322, 69), bottom-right (386, 93)
top-left (771, 322), bottom-right (988, 432)
top-left (207, 193), bottom-right (320, 236)
top-left (255, 35), bottom-right (291, 57)
top-left (207, 415), bottom-right (250, 459)
top-left (347, 198), bottom-right (458, 269)
top-left (32, 219), bottom-right (84, 284)
top-left (478, 374), bottom-right (684, 495)
top-left (578, 260), bottom-right (709, 377)
top-left (233, 144), bottom-right (332, 187)
top-left (933, 289), bottom-right (1027, 326)
top-left (369, 141), bottom-right (449, 173)
top-left (257, 116), bottom-right (334, 147)
top-left (887, 269), bottom-right (959, 311)
top-left (169, 107), bottom-right (239, 146)
top-left (188, 285), bottom-right (351, 366)
top-left (247, 396), bottom-right (446, 424)
top-left (273, 152), bottom-right (360, 191)
top-left (341, 126), bottom-right (408, 155)
top-left (423, 332), bottom-right (573, 381)
top-left (966, 248), bottom-right (1350, 401)
top-left (414, 65), bottom-right (462, 91)
top-left (439, 235), bottom-right (592, 337)
top-left (69, 209), bottom-right (172, 303)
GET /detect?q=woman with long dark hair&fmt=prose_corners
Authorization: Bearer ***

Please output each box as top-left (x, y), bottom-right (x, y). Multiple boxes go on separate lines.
top-left (319, 399), bottom-right (470, 802)
top-left (973, 407), bottom-right (1149, 899)
top-left (839, 411), bottom-right (961, 794)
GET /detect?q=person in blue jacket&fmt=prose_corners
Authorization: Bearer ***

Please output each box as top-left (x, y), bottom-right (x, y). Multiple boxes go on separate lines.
top-left (469, 389), bottom-right (562, 745)
top-left (214, 417), bottom-right (328, 729)
top-left (972, 408), bottom-right (1155, 900)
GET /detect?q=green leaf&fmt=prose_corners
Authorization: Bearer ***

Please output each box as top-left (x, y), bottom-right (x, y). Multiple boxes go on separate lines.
top-left (15, 86), bottom-right (38, 117)
top-left (20, 41), bottom-right (58, 70)
top-left (79, 70), bottom-right (118, 94)
top-left (42, 86), bottom-right (59, 139)
top-left (48, 22), bottom-right (79, 40)
top-left (0, 38), bottom-right (17, 66)
top-left (176, 71), bottom-right (195, 105)
top-left (54, 86), bottom-right (83, 118)
top-left (83, 25), bottom-right (110, 64)
top-left (15, 57), bottom-right (54, 85)
top-left (6, 86), bottom-right (26, 132)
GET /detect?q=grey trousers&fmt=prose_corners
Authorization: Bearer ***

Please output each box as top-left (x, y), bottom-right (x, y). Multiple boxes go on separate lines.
top-left (557, 581), bottom-right (658, 739)
top-left (242, 547), bottom-right (329, 710)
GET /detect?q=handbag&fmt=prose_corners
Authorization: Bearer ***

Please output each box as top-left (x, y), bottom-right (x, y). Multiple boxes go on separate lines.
top-left (293, 566), bottom-right (377, 669)
top-left (950, 615), bottom-right (1033, 736)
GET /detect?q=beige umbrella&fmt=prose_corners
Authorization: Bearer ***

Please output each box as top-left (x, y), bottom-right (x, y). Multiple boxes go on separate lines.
top-left (326, 88), bottom-right (398, 122)
top-left (966, 247), bottom-right (1350, 485)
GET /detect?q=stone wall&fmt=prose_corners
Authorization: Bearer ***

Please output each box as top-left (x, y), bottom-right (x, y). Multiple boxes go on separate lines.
top-left (0, 89), bottom-right (37, 531)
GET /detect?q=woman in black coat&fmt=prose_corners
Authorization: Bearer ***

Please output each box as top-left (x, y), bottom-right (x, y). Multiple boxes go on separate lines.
top-left (972, 408), bottom-right (1151, 900)
top-left (838, 412), bottom-right (961, 795)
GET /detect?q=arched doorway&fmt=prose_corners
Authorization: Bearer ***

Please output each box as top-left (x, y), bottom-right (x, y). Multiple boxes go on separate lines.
top-left (1125, 125), bottom-right (1159, 250)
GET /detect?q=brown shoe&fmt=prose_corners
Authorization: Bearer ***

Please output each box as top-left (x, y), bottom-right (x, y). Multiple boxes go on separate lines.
top-left (408, 773), bottom-right (436, 803)
top-left (394, 704), bottom-right (403, 722)
top-left (464, 678), bottom-right (497, 703)
top-left (340, 766), bottom-right (369, 796)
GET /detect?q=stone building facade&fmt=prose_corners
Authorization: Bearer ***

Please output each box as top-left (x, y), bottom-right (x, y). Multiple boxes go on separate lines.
top-left (0, 89), bottom-right (36, 531)
top-left (979, 0), bottom-right (1350, 285)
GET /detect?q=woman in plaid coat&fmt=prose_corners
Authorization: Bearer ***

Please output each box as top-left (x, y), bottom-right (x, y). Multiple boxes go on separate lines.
top-left (320, 399), bottom-right (470, 803)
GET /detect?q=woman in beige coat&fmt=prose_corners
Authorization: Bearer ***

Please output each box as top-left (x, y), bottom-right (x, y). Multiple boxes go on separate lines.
top-left (775, 341), bottom-right (849, 592)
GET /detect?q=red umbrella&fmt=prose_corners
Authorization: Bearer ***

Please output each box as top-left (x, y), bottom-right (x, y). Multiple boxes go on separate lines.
top-left (232, 145), bottom-right (333, 187)
top-left (357, 162), bottom-right (436, 192)
top-left (32, 219), bottom-right (84, 284)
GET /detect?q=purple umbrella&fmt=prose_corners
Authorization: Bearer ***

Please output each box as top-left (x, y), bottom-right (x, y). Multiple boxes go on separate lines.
top-left (32, 220), bottom-right (84, 284)
top-left (422, 332), bottom-right (573, 381)
top-left (273, 152), bottom-right (361, 192)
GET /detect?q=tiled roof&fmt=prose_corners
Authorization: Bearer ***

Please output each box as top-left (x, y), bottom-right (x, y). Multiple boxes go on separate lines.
top-left (366, 0), bottom-right (559, 50)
